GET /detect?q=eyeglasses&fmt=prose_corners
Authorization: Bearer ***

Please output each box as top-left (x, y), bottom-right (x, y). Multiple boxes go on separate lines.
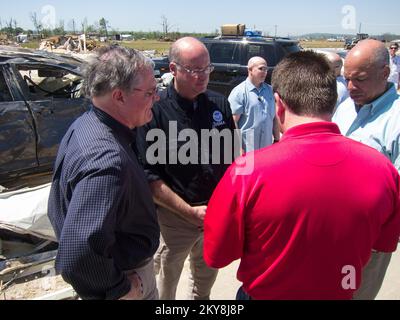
top-left (132, 86), bottom-right (158, 98)
top-left (174, 62), bottom-right (214, 76)
top-left (390, 47), bottom-right (398, 50)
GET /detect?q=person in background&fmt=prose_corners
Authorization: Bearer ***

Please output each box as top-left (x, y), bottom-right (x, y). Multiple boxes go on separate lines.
top-left (333, 39), bottom-right (400, 299)
top-left (48, 45), bottom-right (160, 300)
top-left (325, 52), bottom-right (349, 109)
top-left (388, 42), bottom-right (400, 90)
top-left (136, 37), bottom-right (236, 300)
top-left (204, 51), bottom-right (400, 300)
top-left (228, 56), bottom-right (280, 153)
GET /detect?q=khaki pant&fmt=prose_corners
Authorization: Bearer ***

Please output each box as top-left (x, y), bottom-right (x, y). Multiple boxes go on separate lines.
top-left (125, 258), bottom-right (158, 300)
top-left (154, 206), bottom-right (218, 300)
top-left (353, 251), bottom-right (392, 300)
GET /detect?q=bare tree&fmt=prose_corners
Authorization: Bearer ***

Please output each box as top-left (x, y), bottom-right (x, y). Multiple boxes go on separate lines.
top-left (30, 12), bottom-right (42, 36)
top-left (53, 20), bottom-right (65, 35)
top-left (160, 15), bottom-right (175, 38)
top-left (69, 19), bottom-right (76, 34)
top-left (99, 17), bottom-right (109, 37)
top-left (4, 18), bottom-right (14, 36)
top-left (81, 17), bottom-right (88, 34)
top-left (12, 19), bottom-right (18, 36)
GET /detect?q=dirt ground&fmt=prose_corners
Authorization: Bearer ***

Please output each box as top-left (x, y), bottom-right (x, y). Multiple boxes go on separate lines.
top-left (0, 275), bottom-right (73, 300)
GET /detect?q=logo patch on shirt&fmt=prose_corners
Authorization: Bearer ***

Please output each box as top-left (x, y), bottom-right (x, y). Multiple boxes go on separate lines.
top-left (212, 111), bottom-right (226, 127)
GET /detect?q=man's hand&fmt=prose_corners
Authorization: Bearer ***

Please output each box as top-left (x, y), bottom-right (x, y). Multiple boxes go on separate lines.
top-left (187, 205), bottom-right (207, 227)
top-left (119, 272), bottom-right (143, 300)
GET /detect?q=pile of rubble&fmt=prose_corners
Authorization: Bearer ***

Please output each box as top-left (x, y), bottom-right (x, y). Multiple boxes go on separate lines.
top-left (0, 34), bottom-right (16, 46)
top-left (39, 35), bottom-right (98, 53)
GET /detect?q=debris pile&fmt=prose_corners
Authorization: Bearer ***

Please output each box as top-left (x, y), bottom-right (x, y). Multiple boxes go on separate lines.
top-left (39, 35), bottom-right (98, 53)
top-left (0, 34), bottom-right (16, 46)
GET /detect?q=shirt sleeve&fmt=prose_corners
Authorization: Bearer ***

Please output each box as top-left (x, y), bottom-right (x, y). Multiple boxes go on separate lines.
top-left (56, 162), bottom-right (130, 300)
top-left (390, 134), bottom-right (400, 173)
top-left (204, 163), bottom-right (246, 268)
top-left (228, 86), bottom-right (245, 116)
top-left (267, 86), bottom-right (276, 119)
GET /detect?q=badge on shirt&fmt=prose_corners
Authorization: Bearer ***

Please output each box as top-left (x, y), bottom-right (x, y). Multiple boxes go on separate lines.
top-left (212, 110), bottom-right (226, 127)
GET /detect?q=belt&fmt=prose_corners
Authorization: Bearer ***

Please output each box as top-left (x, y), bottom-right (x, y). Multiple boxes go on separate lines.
top-left (188, 200), bottom-right (208, 206)
top-left (126, 257), bottom-right (152, 273)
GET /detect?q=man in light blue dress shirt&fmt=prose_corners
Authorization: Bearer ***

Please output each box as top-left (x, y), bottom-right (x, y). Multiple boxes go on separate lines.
top-left (228, 56), bottom-right (279, 153)
top-left (333, 39), bottom-right (400, 300)
top-left (388, 43), bottom-right (400, 90)
top-left (326, 52), bottom-right (349, 111)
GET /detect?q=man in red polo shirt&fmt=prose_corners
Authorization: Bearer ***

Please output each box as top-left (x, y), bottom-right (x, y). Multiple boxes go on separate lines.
top-left (204, 51), bottom-right (400, 300)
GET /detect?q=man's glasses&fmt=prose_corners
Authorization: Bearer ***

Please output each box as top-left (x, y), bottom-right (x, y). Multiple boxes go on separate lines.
top-left (390, 47), bottom-right (398, 50)
top-left (174, 62), bottom-right (214, 76)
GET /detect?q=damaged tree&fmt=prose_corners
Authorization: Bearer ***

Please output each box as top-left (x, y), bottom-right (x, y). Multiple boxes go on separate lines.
top-left (30, 12), bottom-right (42, 38)
top-left (99, 17), bottom-right (109, 38)
top-left (161, 15), bottom-right (175, 39)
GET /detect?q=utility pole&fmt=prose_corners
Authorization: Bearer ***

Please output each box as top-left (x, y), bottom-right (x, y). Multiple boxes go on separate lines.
top-left (358, 22), bottom-right (362, 34)
top-left (274, 25), bottom-right (277, 37)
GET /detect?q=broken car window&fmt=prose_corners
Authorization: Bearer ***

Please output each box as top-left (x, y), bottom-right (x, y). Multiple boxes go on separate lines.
top-left (0, 71), bottom-right (12, 102)
top-left (17, 66), bottom-right (84, 101)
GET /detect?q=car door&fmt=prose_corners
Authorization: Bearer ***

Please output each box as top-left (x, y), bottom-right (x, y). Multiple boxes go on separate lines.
top-left (14, 64), bottom-right (90, 170)
top-left (0, 65), bottom-right (38, 184)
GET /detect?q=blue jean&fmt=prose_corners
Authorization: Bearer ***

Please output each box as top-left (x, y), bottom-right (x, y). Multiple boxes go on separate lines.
top-left (236, 286), bottom-right (252, 300)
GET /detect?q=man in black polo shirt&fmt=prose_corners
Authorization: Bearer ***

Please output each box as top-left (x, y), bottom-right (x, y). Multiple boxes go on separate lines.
top-left (137, 37), bottom-right (236, 299)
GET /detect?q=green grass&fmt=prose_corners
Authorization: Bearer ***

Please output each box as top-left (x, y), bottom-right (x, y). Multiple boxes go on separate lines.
top-left (120, 40), bottom-right (171, 56)
top-left (300, 41), bottom-right (345, 49)
top-left (21, 41), bottom-right (41, 49)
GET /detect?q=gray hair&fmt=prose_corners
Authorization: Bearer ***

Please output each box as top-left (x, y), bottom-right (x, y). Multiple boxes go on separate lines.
top-left (83, 45), bottom-right (154, 98)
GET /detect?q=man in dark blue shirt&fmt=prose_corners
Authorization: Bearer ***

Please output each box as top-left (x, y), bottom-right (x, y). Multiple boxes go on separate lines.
top-left (48, 46), bottom-right (160, 300)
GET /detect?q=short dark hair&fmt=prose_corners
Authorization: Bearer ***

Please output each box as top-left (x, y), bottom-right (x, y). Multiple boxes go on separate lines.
top-left (271, 51), bottom-right (337, 117)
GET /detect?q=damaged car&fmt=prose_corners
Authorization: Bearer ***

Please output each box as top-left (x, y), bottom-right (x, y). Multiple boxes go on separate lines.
top-left (0, 46), bottom-right (90, 299)
top-left (0, 46), bottom-right (90, 190)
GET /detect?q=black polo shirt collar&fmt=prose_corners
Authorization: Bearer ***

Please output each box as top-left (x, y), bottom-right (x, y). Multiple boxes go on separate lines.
top-left (167, 83), bottom-right (204, 114)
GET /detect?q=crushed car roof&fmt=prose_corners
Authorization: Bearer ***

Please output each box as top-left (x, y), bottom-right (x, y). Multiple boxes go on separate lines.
top-left (0, 45), bottom-right (85, 72)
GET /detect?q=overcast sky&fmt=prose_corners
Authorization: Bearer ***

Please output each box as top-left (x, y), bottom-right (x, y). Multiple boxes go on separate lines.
top-left (1, 0), bottom-right (399, 36)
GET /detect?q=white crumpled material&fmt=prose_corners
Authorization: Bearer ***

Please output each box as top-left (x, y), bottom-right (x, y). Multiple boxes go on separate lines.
top-left (0, 183), bottom-right (56, 241)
